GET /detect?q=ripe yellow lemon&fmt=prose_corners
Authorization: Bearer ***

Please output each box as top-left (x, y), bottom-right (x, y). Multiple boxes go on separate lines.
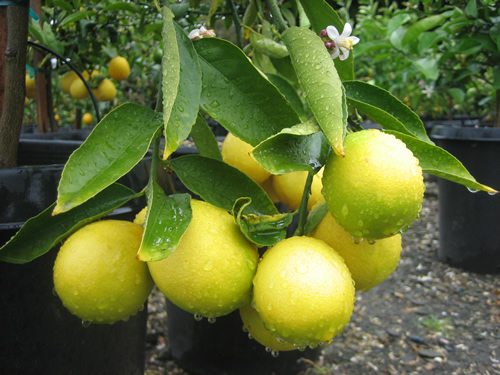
top-left (69, 78), bottom-right (90, 99)
top-left (108, 56), bottom-right (130, 81)
top-left (147, 199), bottom-right (259, 319)
top-left (252, 236), bottom-right (355, 348)
top-left (93, 78), bottom-right (117, 102)
top-left (322, 129), bottom-right (425, 240)
top-left (82, 113), bottom-right (93, 125)
top-left (221, 132), bottom-right (271, 185)
top-left (25, 72), bottom-right (36, 90)
top-left (61, 71), bottom-right (78, 94)
top-left (271, 168), bottom-right (324, 211)
top-left (239, 303), bottom-right (296, 352)
top-left (309, 210), bottom-right (402, 292)
top-left (53, 220), bottom-right (154, 324)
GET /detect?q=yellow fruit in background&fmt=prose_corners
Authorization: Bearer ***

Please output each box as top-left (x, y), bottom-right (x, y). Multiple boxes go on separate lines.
top-left (92, 78), bottom-right (117, 102)
top-left (134, 207), bottom-right (148, 226)
top-left (54, 114), bottom-right (61, 122)
top-left (82, 113), bottom-right (93, 125)
top-left (309, 210), bottom-right (402, 292)
top-left (322, 129), bottom-right (425, 240)
top-left (239, 303), bottom-right (297, 353)
top-left (70, 78), bottom-right (90, 99)
top-left (108, 56), bottom-right (130, 81)
top-left (147, 199), bottom-right (259, 319)
top-left (61, 71), bottom-right (78, 94)
top-left (252, 236), bottom-right (355, 348)
top-left (53, 220), bottom-right (154, 324)
top-left (221, 132), bottom-right (271, 185)
top-left (25, 72), bottom-right (35, 90)
top-left (271, 168), bottom-right (324, 211)
top-left (260, 177), bottom-right (280, 203)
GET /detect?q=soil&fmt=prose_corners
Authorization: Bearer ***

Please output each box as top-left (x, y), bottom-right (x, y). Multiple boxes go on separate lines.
top-left (144, 175), bottom-right (500, 375)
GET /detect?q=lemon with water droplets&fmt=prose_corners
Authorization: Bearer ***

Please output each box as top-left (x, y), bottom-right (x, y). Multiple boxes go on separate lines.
top-left (147, 199), bottom-right (259, 319)
top-left (252, 236), bottom-right (355, 348)
top-left (239, 303), bottom-right (296, 353)
top-left (322, 129), bottom-right (425, 240)
top-left (309, 208), bottom-right (402, 292)
top-left (53, 220), bottom-right (154, 324)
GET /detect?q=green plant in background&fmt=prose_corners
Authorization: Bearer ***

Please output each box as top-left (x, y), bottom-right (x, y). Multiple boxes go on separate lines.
top-left (420, 314), bottom-right (453, 334)
top-left (2, 0), bottom-right (499, 353)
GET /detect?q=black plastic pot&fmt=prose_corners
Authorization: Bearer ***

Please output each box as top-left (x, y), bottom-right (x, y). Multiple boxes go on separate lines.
top-left (430, 125), bottom-right (500, 274)
top-left (0, 139), bottom-right (151, 374)
top-left (166, 300), bottom-right (321, 375)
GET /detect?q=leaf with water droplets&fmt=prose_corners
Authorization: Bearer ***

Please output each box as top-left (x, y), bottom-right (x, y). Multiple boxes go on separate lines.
top-left (169, 154), bottom-right (278, 215)
top-left (282, 27), bottom-right (347, 157)
top-left (344, 80), bottom-right (432, 143)
top-left (190, 114), bottom-right (222, 161)
top-left (194, 37), bottom-right (301, 146)
top-left (163, 20), bottom-right (202, 159)
top-left (386, 130), bottom-right (498, 194)
top-left (54, 103), bottom-right (163, 214)
top-left (0, 184), bottom-right (139, 264)
top-left (252, 120), bottom-right (330, 174)
top-left (137, 184), bottom-right (192, 262)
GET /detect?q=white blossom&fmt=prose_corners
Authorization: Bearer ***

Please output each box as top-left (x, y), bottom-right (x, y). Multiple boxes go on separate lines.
top-left (188, 26), bottom-right (216, 40)
top-left (326, 23), bottom-right (360, 61)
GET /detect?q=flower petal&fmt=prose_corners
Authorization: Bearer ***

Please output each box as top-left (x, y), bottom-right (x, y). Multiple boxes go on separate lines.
top-left (326, 25), bottom-right (340, 40)
top-left (342, 23), bottom-right (352, 37)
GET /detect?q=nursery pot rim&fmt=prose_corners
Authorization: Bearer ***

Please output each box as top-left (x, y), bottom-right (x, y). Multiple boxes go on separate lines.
top-left (430, 125), bottom-right (500, 142)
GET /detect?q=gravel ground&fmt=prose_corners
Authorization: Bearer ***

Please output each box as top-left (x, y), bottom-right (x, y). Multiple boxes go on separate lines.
top-left (144, 175), bottom-right (500, 375)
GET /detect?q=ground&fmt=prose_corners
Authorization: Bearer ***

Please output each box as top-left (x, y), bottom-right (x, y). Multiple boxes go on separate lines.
top-left (144, 176), bottom-right (500, 375)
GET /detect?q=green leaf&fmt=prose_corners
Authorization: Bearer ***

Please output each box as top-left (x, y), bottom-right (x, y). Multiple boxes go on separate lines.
top-left (169, 155), bottom-right (278, 215)
top-left (249, 31), bottom-right (289, 59)
top-left (0, 184), bottom-right (138, 264)
top-left (266, 73), bottom-right (306, 120)
top-left (412, 57), bottom-right (439, 80)
top-left (190, 114), bottom-right (223, 161)
top-left (447, 88), bottom-right (465, 103)
top-left (386, 130), bottom-right (498, 194)
top-left (465, 0), bottom-right (478, 18)
top-left (59, 10), bottom-right (94, 27)
top-left (194, 37), bottom-right (301, 146)
top-left (299, 0), bottom-right (355, 81)
top-left (233, 197), bottom-right (293, 247)
top-left (101, 2), bottom-right (140, 13)
top-left (343, 80), bottom-right (432, 143)
top-left (163, 22), bottom-right (202, 159)
top-left (282, 27), bottom-right (347, 157)
top-left (303, 202), bottom-right (328, 236)
top-left (402, 14), bottom-right (447, 46)
top-left (54, 103), bottom-right (163, 214)
top-left (137, 185), bottom-right (192, 261)
top-left (252, 122), bottom-right (330, 174)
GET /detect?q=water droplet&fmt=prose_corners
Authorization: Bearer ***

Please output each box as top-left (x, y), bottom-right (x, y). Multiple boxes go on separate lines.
top-left (138, 304), bottom-right (145, 312)
top-left (207, 317), bottom-right (217, 324)
top-left (81, 321), bottom-right (91, 328)
top-left (248, 333), bottom-right (253, 340)
top-left (209, 100), bottom-right (220, 108)
top-left (341, 204), bottom-right (349, 216)
top-left (351, 236), bottom-right (363, 244)
top-left (467, 187), bottom-right (479, 193)
top-left (367, 239), bottom-right (377, 245)
top-left (271, 350), bottom-right (279, 357)
top-left (488, 192), bottom-right (497, 196)
top-left (194, 314), bottom-right (203, 321)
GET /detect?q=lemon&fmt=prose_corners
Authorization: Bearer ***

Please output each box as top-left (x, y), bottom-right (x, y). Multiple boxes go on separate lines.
top-left (134, 206), bottom-right (148, 226)
top-left (108, 56), bottom-right (130, 81)
top-left (221, 132), bottom-right (271, 185)
top-left (53, 220), bottom-right (154, 324)
top-left (322, 129), bottom-right (425, 240)
top-left (25, 72), bottom-right (36, 99)
top-left (69, 78), bottom-right (90, 99)
top-left (61, 71), bottom-right (78, 94)
top-left (309, 210), bottom-right (402, 292)
top-left (147, 199), bottom-right (259, 319)
top-left (271, 168), bottom-right (324, 211)
top-left (239, 303), bottom-right (296, 352)
top-left (82, 113), bottom-right (93, 125)
top-left (260, 177), bottom-right (280, 203)
top-left (93, 78), bottom-right (117, 102)
top-left (252, 236), bottom-right (355, 348)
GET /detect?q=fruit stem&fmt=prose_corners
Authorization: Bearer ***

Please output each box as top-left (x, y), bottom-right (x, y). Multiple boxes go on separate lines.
top-left (293, 171), bottom-right (314, 237)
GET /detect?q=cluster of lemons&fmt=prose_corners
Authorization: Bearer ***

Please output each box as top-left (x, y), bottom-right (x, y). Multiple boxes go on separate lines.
top-left (53, 128), bottom-right (424, 355)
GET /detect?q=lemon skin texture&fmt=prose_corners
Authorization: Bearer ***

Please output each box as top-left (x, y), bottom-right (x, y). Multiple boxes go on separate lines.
top-left (239, 303), bottom-right (297, 352)
top-left (108, 56), bottom-right (131, 81)
top-left (221, 132), bottom-right (271, 185)
top-left (271, 168), bottom-right (324, 211)
top-left (252, 236), bottom-right (355, 348)
top-left (322, 129), bottom-right (425, 240)
top-left (53, 220), bottom-right (154, 324)
top-left (147, 199), bottom-right (259, 319)
top-left (309, 210), bottom-right (402, 292)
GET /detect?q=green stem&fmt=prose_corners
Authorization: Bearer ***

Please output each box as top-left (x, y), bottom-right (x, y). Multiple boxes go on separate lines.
top-left (228, 0), bottom-right (244, 49)
top-left (293, 172), bottom-right (314, 237)
top-left (267, 0), bottom-right (288, 33)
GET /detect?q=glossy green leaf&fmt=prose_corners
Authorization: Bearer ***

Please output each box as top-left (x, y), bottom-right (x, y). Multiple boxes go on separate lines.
top-left (402, 14), bottom-right (447, 46)
top-left (412, 57), bottom-right (439, 80)
top-left (303, 202), bottom-right (328, 236)
top-left (169, 155), bottom-right (278, 215)
top-left (137, 184), bottom-right (192, 262)
top-left (59, 10), bottom-right (94, 27)
top-left (252, 121), bottom-right (330, 174)
top-left (54, 103), bottom-right (163, 215)
top-left (194, 37), bottom-right (301, 146)
top-left (190, 114), bottom-right (222, 161)
top-left (163, 22), bottom-right (202, 159)
top-left (282, 27), bottom-right (347, 157)
top-left (343, 80), bottom-right (432, 143)
top-left (233, 198), bottom-right (293, 247)
top-left (0, 184), bottom-right (139, 264)
top-left (298, 0), bottom-right (354, 81)
top-left (249, 31), bottom-right (289, 59)
top-left (386, 130), bottom-right (498, 194)
top-left (266, 73), bottom-right (306, 120)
